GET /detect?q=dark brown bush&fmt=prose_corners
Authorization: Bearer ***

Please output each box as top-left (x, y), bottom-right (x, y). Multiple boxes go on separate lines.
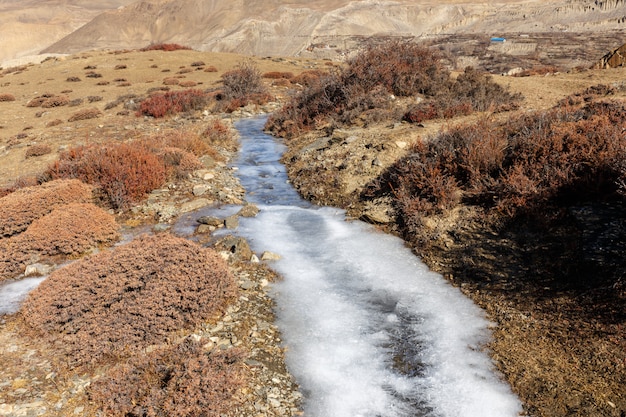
top-left (89, 338), bottom-right (245, 417)
top-left (41, 95), bottom-right (70, 108)
top-left (19, 202), bottom-right (119, 256)
top-left (373, 100), bottom-right (626, 230)
top-left (220, 60), bottom-right (268, 103)
top-left (25, 144), bottom-right (52, 158)
top-left (68, 108), bottom-right (102, 122)
top-left (190, 61), bottom-right (205, 67)
top-left (26, 96), bottom-right (46, 107)
top-left (46, 142), bottom-right (166, 209)
top-left (290, 69), bottom-right (328, 86)
top-left (0, 179), bottom-right (93, 238)
top-left (66, 76), bottom-right (81, 82)
top-left (177, 67), bottom-right (193, 74)
top-left (88, 95), bottom-right (103, 103)
top-left (179, 80), bottom-right (198, 87)
top-left (21, 234), bottom-right (237, 365)
top-left (0, 93), bottom-right (15, 102)
top-left (114, 64), bottom-right (127, 70)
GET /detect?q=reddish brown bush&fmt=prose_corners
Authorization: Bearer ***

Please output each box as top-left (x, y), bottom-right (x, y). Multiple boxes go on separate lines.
top-left (25, 144), bottom-right (52, 158)
top-left (137, 89), bottom-right (209, 118)
top-left (46, 142), bottom-right (166, 209)
top-left (21, 234), bottom-right (237, 365)
top-left (267, 42), bottom-right (521, 137)
top-left (89, 338), bottom-right (245, 417)
top-left (68, 108), bottom-right (102, 122)
top-left (41, 95), bottom-right (69, 108)
top-left (26, 96), bottom-right (47, 107)
top-left (0, 238), bottom-right (31, 282)
top-left (158, 147), bottom-right (203, 179)
top-left (219, 60), bottom-right (269, 109)
top-left (45, 119), bottom-right (63, 127)
top-left (163, 77), bottom-right (180, 85)
top-left (263, 71), bottom-right (294, 79)
top-left (0, 93), bottom-right (15, 102)
top-left (179, 80), bottom-right (197, 87)
top-left (19, 203), bottom-right (119, 256)
top-left (202, 118), bottom-right (237, 151)
top-left (114, 64), bottom-right (127, 70)
top-left (204, 65), bottom-right (218, 73)
top-left (0, 179), bottom-right (93, 238)
top-left (373, 100), bottom-right (626, 228)
top-left (140, 43), bottom-right (192, 52)
top-left (290, 69), bottom-right (328, 86)
top-left (66, 76), bottom-right (81, 82)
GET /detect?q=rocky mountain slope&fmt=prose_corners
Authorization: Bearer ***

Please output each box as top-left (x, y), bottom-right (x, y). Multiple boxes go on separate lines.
top-left (3, 0), bottom-right (626, 68)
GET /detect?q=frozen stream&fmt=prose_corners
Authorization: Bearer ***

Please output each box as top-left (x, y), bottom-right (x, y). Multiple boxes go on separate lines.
top-left (227, 117), bottom-right (522, 417)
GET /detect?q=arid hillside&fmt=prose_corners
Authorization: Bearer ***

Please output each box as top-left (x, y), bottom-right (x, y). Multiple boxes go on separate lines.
top-left (3, 0), bottom-right (626, 70)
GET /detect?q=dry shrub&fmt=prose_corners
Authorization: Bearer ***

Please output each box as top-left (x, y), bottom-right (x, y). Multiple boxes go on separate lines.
top-left (204, 65), bottom-right (218, 73)
top-left (114, 64), bottom-right (127, 70)
top-left (290, 69), bottom-right (328, 86)
top-left (202, 118), bottom-right (237, 151)
top-left (46, 142), bottom-right (166, 209)
top-left (218, 61), bottom-right (270, 111)
top-left (19, 203), bottom-right (119, 256)
top-left (373, 100), bottom-right (626, 230)
top-left (45, 119), bottom-right (63, 127)
top-left (191, 61), bottom-right (205, 67)
top-left (163, 77), bottom-right (180, 85)
top-left (41, 95), bottom-right (69, 108)
top-left (149, 129), bottom-right (214, 157)
top-left (0, 93), bottom-right (15, 102)
top-left (21, 234), bottom-right (237, 365)
top-left (140, 43), bottom-right (191, 52)
top-left (25, 143), bottom-right (52, 158)
top-left (26, 96), bottom-right (47, 107)
top-left (267, 41), bottom-right (521, 137)
top-left (68, 108), bottom-right (102, 122)
top-left (0, 239), bottom-right (31, 282)
top-left (263, 71), bottom-right (294, 79)
top-left (158, 147), bottom-right (203, 179)
top-left (88, 95), bottom-right (103, 103)
top-left (138, 89), bottom-right (209, 118)
top-left (89, 337), bottom-right (244, 417)
top-left (96, 80), bottom-right (110, 86)
top-left (179, 80), bottom-right (197, 87)
top-left (66, 76), bottom-right (81, 82)
top-left (177, 67), bottom-right (193, 74)
top-left (0, 179), bottom-right (93, 238)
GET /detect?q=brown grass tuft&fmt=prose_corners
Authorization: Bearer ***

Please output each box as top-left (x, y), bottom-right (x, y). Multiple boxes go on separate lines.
top-left (25, 144), bottom-right (52, 158)
top-left (0, 93), bottom-right (15, 102)
top-left (21, 234), bottom-right (237, 365)
top-left (137, 89), bottom-right (209, 118)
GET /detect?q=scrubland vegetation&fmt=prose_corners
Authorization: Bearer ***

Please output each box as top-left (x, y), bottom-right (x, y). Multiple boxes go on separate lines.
top-left (266, 40), bottom-right (521, 138)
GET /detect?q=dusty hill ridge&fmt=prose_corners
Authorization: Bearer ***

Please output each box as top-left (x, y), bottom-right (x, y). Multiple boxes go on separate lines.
top-left (3, 0), bottom-right (626, 66)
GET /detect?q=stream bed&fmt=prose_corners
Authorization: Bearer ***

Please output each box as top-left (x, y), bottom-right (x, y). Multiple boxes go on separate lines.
top-left (223, 117), bottom-right (522, 417)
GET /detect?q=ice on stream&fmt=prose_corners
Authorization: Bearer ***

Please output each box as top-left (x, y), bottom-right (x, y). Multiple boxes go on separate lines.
top-left (230, 117), bottom-right (522, 417)
top-left (0, 277), bottom-right (46, 315)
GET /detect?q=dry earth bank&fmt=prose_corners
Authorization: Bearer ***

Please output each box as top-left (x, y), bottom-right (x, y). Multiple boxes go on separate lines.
top-left (279, 66), bottom-right (626, 416)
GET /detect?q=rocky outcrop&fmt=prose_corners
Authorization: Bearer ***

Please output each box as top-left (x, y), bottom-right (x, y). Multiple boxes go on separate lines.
top-left (593, 43), bottom-right (626, 68)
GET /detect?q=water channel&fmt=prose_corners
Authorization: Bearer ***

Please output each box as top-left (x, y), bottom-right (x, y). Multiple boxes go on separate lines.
top-left (224, 117), bottom-right (522, 417)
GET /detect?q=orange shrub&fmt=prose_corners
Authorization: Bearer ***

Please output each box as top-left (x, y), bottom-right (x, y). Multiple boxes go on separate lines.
top-left (89, 338), bottom-right (245, 417)
top-left (19, 203), bottom-right (119, 256)
top-left (0, 93), bottom-right (15, 102)
top-left (0, 239), bottom-right (31, 282)
top-left (21, 234), bottom-right (237, 365)
top-left (46, 142), bottom-right (166, 209)
top-left (157, 146), bottom-right (203, 179)
top-left (0, 179), bottom-right (93, 238)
